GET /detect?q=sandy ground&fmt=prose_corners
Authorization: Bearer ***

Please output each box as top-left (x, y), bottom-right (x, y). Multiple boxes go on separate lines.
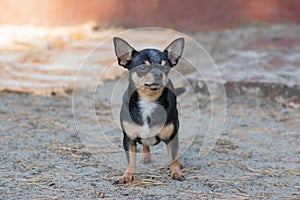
top-left (0, 88), bottom-right (300, 199)
top-left (1, 24), bottom-right (300, 199)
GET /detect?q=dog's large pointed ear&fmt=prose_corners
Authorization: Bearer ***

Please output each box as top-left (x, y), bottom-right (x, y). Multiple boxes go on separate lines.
top-left (164, 38), bottom-right (185, 67)
top-left (113, 37), bottom-right (137, 68)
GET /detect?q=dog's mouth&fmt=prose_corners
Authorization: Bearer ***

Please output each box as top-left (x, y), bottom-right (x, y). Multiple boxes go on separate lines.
top-left (144, 83), bottom-right (162, 90)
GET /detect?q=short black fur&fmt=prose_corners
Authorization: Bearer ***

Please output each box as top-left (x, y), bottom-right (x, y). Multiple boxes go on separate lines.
top-left (113, 37), bottom-right (185, 184)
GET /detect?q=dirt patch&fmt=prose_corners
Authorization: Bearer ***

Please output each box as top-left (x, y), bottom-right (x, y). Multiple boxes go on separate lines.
top-left (0, 90), bottom-right (299, 199)
top-left (0, 23), bottom-right (125, 96)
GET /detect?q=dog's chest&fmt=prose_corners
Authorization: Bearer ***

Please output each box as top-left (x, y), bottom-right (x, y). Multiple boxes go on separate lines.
top-left (122, 96), bottom-right (175, 146)
top-left (139, 97), bottom-right (157, 124)
top-left (134, 98), bottom-right (158, 142)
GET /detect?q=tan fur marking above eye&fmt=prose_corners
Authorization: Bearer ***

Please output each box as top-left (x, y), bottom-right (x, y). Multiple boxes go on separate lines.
top-left (144, 60), bottom-right (151, 66)
top-left (161, 60), bottom-right (166, 66)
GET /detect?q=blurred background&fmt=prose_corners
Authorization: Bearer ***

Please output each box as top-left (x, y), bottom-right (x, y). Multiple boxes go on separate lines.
top-left (1, 0), bottom-right (300, 29)
top-left (0, 0), bottom-right (299, 97)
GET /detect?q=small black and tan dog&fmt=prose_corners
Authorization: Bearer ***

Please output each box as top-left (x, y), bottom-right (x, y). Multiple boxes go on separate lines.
top-left (113, 37), bottom-right (185, 184)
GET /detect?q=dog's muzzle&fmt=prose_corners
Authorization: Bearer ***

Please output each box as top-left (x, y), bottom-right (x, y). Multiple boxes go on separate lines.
top-left (144, 83), bottom-right (162, 90)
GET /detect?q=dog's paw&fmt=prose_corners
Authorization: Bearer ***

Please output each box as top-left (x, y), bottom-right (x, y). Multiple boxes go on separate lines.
top-left (171, 171), bottom-right (185, 181)
top-left (180, 163), bottom-right (184, 169)
top-left (113, 174), bottom-right (134, 185)
top-left (175, 175), bottom-right (185, 181)
top-left (141, 154), bottom-right (151, 164)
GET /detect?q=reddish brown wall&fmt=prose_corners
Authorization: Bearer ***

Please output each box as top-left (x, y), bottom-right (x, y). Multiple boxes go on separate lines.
top-left (0, 0), bottom-right (300, 30)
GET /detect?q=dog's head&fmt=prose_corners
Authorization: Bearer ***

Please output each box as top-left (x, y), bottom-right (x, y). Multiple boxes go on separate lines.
top-left (113, 37), bottom-right (184, 99)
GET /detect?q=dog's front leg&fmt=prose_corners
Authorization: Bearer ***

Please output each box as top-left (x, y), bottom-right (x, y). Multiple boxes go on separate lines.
top-left (115, 136), bottom-right (137, 184)
top-left (166, 134), bottom-right (185, 181)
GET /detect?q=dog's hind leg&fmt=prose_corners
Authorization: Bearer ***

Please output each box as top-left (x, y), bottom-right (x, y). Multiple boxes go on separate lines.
top-left (141, 145), bottom-right (151, 163)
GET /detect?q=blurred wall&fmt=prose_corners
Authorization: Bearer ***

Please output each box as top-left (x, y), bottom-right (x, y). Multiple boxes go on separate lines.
top-left (1, 0), bottom-right (300, 30)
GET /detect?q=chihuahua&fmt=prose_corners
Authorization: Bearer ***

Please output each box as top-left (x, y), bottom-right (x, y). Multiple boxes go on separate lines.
top-left (113, 37), bottom-right (185, 184)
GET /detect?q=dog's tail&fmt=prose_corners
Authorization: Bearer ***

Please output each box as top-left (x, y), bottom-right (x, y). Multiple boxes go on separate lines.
top-left (174, 87), bottom-right (186, 96)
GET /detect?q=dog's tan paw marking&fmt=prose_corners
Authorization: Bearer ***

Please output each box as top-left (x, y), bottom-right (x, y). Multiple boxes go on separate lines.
top-left (171, 171), bottom-right (185, 181)
top-left (113, 173), bottom-right (134, 184)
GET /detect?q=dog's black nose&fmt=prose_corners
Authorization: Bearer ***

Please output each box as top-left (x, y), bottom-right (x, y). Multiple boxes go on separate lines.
top-left (152, 68), bottom-right (163, 79)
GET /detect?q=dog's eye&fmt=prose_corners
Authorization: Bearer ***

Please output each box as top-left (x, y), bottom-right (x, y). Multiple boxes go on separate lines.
top-left (139, 65), bottom-right (147, 71)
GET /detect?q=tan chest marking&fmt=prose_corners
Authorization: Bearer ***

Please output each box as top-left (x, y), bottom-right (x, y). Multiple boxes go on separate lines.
top-left (157, 123), bottom-right (174, 141)
top-left (122, 121), bottom-right (174, 142)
